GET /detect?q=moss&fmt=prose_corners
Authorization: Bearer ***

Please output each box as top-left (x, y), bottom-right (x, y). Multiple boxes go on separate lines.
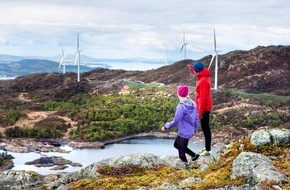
top-left (188, 141), bottom-right (244, 189)
top-left (26, 170), bottom-right (38, 177)
top-left (68, 142), bottom-right (245, 190)
top-left (69, 165), bottom-right (190, 190)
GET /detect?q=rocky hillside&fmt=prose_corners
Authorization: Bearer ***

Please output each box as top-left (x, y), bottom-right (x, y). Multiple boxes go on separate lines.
top-left (0, 45), bottom-right (289, 142)
top-left (0, 45), bottom-right (288, 99)
top-left (0, 45), bottom-right (289, 189)
top-left (133, 45), bottom-right (290, 96)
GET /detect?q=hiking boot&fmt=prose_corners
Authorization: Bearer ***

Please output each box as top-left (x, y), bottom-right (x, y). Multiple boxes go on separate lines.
top-left (192, 154), bottom-right (200, 161)
top-left (184, 162), bottom-right (190, 169)
top-left (200, 150), bottom-right (211, 156)
top-left (199, 148), bottom-right (206, 153)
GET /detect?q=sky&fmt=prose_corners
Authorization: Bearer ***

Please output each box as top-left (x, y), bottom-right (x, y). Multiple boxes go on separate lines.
top-left (0, 0), bottom-right (290, 63)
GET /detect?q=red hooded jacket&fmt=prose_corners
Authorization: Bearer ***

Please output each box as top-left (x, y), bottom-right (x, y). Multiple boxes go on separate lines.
top-left (189, 66), bottom-right (213, 118)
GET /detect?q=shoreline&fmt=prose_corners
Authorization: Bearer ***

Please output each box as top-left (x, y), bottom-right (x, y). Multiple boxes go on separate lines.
top-left (67, 132), bottom-right (178, 148)
top-left (0, 132), bottom-right (178, 153)
top-left (0, 160), bottom-right (13, 171)
top-left (0, 130), bottom-right (225, 153)
top-left (0, 131), bottom-right (227, 172)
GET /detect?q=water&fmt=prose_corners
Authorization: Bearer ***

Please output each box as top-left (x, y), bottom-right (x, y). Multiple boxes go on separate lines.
top-left (7, 137), bottom-right (218, 175)
top-left (89, 60), bottom-right (166, 71)
top-left (0, 61), bottom-right (166, 80)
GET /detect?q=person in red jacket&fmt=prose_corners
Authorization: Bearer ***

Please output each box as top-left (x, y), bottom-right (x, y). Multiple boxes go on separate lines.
top-left (188, 62), bottom-right (213, 156)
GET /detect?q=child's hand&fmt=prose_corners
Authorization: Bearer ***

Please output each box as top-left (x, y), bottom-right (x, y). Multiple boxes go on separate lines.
top-left (161, 127), bottom-right (166, 132)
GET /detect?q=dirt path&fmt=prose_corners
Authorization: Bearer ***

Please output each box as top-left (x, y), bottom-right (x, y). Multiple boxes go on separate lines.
top-left (0, 110), bottom-right (78, 139)
top-left (17, 92), bottom-right (31, 102)
top-left (215, 102), bottom-right (268, 114)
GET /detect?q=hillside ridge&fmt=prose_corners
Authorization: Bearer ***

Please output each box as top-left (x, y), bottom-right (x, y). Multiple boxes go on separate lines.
top-left (1, 45), bottom-right (288, 97)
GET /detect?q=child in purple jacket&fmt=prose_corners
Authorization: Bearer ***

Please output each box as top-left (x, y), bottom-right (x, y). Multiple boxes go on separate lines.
top-left (161, 85), bottom-right (199, 163)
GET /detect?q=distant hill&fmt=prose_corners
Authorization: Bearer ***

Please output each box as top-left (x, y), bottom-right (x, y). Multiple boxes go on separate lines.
top-left (0, 59), bottom-right (109, 78)
top-left (0, 54), bottom-right (165, 78)
top-left (0, 45), bottom-right (289, 96)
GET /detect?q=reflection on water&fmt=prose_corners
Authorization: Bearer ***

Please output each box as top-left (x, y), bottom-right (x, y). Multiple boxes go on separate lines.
top-left (7, 137), bottom-right (218, 175)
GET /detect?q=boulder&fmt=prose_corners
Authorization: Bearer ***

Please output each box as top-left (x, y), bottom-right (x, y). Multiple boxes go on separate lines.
top-left (269, 128), bottom-right (290, 146)
top-left (231, 152), bottom-right (287, 184)
top-left (250, 128), bottom-right (290, 147)
top-left (0, 170), bottom-right (44, 190)
top-left (250, 130), bottom-right (271, 146)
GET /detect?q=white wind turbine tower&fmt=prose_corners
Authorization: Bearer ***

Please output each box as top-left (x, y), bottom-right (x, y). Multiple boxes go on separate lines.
top-left (208, 29), bottom-right (219, 90)
top-left (180, 30), bottom-right (188, 59)
top-left (74, 33), bottom-right (81, 82)
top-left (58, 45), bottom-right (66, 74)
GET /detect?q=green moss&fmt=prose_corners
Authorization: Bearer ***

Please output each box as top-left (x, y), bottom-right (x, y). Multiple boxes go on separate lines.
top-left (69, 165), bottom-right (190, 190)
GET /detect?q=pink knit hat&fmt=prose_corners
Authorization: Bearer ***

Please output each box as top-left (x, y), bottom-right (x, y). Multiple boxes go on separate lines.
top-left (177, 85), bottom-right (189, 97)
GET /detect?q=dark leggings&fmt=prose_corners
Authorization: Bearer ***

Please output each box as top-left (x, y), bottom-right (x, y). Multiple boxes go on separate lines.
top-left (174, 135), bottom-right (196, 162)
top-left (201, 111), bottom-right (211, 151)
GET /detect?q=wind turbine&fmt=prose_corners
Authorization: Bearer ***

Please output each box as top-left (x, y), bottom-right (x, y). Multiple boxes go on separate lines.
top-left (180, 30), bottom-right (188, 59)
top-left (164, 48), bottom-right (169, 65)
top-left (58, 45), bottom-right (66, 74)
top-left (74, 33), bottom-right (81, 82)
top-left (208, 29), bottom-right (219, 90)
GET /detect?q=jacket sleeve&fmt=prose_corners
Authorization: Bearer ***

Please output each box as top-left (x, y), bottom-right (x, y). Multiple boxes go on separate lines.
top-left (165, 104), bottom-right (184, 130)
top-left (195, 110), bottom-right (199, 132)
top-left (197, 80), bottom-right (208, 118)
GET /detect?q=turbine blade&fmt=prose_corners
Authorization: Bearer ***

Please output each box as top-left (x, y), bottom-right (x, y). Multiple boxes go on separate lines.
top-left (77, 32), bottom-right (79, 50)
top-left (58, 58), bottom-right (63, 69)
top-left (208, 55), bottom-right (215, 69)
top-left (61, 45), bottom-right (64, 56)
top-left (180, 45), bottom-right (184, 53)
top-left (214, 29), bottom-right (217, 52)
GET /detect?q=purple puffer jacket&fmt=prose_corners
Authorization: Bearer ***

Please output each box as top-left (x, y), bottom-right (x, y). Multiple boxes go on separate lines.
top-left (164, 98), bottom-right (198, 139)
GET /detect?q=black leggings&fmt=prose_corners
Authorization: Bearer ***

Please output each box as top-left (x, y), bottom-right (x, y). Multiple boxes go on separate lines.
top-left (174, 135), bottom-right (196, 162)
top-left (201, 111), bottom-right (211, 151)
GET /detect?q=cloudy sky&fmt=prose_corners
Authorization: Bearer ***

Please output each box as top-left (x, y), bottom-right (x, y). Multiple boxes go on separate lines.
top-left (0, 0), bottom-right (289, 62)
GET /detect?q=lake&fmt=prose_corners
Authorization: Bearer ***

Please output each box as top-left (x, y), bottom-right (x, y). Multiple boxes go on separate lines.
top-left (7, 137), bottom-right (218, 175)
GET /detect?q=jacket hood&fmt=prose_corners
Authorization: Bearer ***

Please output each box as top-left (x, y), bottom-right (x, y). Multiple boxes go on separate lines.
top-left (180, 98), bottom-right (196, 113)
top-left (197, 68), bottom-right (211, 79)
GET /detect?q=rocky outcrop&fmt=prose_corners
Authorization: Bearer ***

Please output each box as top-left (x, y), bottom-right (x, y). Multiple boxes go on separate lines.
top-left (46, 153), bottom-right (217, 190)
top-left (230, 128), bottom-right (290, 188)
top-left (0, 128), bottom-right (289, 189)
top-left (0, 149), bottom-right (286, 190)
top-left (231, 152), bottom-right (287, 184)
top-left (0, 170), bottom-right (45, 189)
top-left (25, 156), bottom-right (82, 170)
top-left (250, 128), bottom-right (290, 146)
